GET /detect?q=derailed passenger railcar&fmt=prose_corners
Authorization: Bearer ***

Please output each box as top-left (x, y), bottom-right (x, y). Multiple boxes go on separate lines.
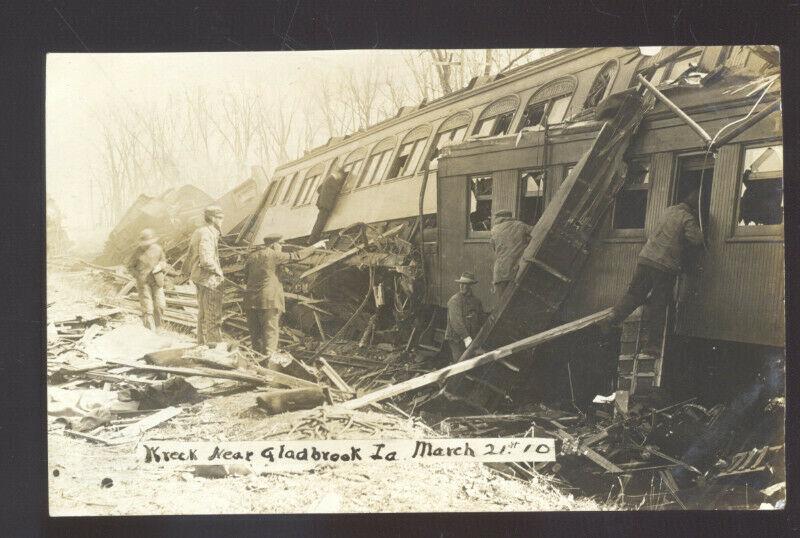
top-left (243, 46), bottom-right (783, 407)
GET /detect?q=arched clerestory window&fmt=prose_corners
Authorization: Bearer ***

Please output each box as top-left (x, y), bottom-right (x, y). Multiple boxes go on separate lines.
top-left (517, 77), bottom-right (576, 131)
top-left (472, 95), bottom-right (520, 138)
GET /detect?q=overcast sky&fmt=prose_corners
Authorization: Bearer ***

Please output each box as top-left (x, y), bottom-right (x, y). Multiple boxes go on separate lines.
top-left (46, 50), bottom-right (411, 236)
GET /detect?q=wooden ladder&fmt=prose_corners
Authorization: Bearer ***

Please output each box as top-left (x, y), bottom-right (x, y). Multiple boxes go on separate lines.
top-left (616, 305), bottom-right (667, 394)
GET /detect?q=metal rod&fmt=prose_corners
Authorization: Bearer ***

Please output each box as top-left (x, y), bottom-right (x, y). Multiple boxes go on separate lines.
top-left (637, 74), bottom-right (713, 145)
top-left (710, 99), bottom-right (781, 150)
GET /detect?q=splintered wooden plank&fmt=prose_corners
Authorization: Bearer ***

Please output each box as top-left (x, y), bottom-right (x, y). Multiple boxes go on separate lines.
top-left (104, 358), bottom-right (318, 389)
top-left (297, 224), bottom-right (405, 281)
top-left (338, 308), bottom-right (613, 410)
top-left (107, 406), bottom-right (183, 444)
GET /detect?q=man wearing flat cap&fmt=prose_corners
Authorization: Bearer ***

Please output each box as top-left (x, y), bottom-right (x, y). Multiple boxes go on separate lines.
top-left (444, 271), bottom-right (485, 363)
top-left (185, 205), bottom-right (225, 345)
top-left (308, 166), bottom-right (346, 245)
top-left (490, 210), bottom-right (533, 299)
top-left (244, 234), bottom-right (317, 358)
top-left (127, 228), bottom-right (169, 330)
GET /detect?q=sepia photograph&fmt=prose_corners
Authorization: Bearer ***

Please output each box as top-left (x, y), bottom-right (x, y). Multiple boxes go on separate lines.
top-left (45, 46), bottom-right (785, 515)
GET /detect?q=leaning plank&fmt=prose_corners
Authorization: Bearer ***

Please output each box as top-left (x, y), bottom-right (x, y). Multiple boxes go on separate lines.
top-left (317, 357), bottom-right (354, 394)
top-left (62, 428), bottom-right (112, 445)
top-left (107, 406), bottom-right (182, 444)
top-left (338, 308), bottom-right (613, 410)
top-left (105, 358), bottom-right (318, 389)
top-left (297, 224), bottom-right (405, 281)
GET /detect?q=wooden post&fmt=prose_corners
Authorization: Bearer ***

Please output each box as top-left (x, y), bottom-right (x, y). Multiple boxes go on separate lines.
top-left (637, 74), bottom-right (713, 146)
top-left (337, 308), bottom-right (613, 410)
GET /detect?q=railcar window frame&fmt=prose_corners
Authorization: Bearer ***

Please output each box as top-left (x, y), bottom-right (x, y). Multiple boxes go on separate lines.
top-left (266, 177), bottom-right (284, 206)
top-left (472, 95), bottom-right (520, 139)
top-left (516, 78), bottom-right (576, 132)
top-left (518, 169), bottom-right (547, 227)
top-left (357, 137), bottom-right (397, 189)
top-left (294, 165), bottom-right (325, 207)
top-left (608, 157), bottom-right (651, 238)
top-left (280, 171), bottom-right (298, 204)
top-left (732, 140), bottom-right (784, 240)
top-left (466, 173), bottom-right (494, 240)
top-left (583, 60), bottom-right (619, 111)
top-left (386, 126), bottom-right (431, 181)
top-left (428, 111), bottom-right (472, 164)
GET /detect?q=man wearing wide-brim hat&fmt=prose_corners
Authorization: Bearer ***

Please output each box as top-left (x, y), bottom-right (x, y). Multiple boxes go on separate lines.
top-left (244, 233), bottom-right (317, 362)
top-left (444, 271), bottom-right (485, 363)
top-left (126, 228), bottom-right (168, 330)
top-left (184, 205), bottom-right (225, 345)
top-left (308, 165), bottom-right (346, 245)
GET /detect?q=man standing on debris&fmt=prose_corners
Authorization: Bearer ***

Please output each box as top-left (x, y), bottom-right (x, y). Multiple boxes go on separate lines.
top-left (308, 166), bottom-right (346, 245)
top-left (444, 271), bottom-right (485, 363)
top-left (490, 210), bottom-right (534, 298)
top-left (127, 228), bottom-right (169, 330)
top-left (244, 234), bottom-right (317, 359)
top-left (185, 205), bottom-right (225, 346)
top-left (602, 189), bottom-right (705, 354)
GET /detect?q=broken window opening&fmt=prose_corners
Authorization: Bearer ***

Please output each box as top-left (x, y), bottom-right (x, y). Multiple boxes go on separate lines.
top-left (429, 125), bottom-right (469, 162)
top-left (518, 94), bottom-right (571, 131)
top-left (467, 175), bottom-right (493, 237)
top-left (295, 174), bottom-right (322, 206)
top-left (472, 110), bottom-right (515, 138)
top-left (667, 53), bottom-right (702, 81)
top-left (303, 174), bottom-right (323, 205)
top-left (737, 144), bottom-right (783, 228)
top-left (387, 138), bottom-right (426, 179)
top-left (675, 154), bottom-right (714, 234)
top-left (281, 172), bottom-right (298, 204)
top-left (612, 160), bottom-right (650, 231)
top-left (360, 149), bottom-right (393, 187)
top-left (519, 170), bottom-right (546, 226)
top-left (631, 61), bottom-right (668, 89)
top-left (266, 178), bottom-right (283, 206)
top-left (341, 159), bottom-right (364, 192)
top-left (583, 61), bottom-right (618, 110)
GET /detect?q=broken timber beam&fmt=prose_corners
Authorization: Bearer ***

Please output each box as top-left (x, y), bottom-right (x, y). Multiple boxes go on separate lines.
top-left (106, 406), bottom-right (183, 444)
top-left (338, 308), bottom-right (613, 410)
top-left (297, 224), bottom-right (405, 281)
top-left (637, 73), bottom-right (713, 146)
top-left (104, 358), bottom-right (318, 389)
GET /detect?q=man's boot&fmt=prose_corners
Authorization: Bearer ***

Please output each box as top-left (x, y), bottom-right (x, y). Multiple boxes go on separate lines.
top-left (142, 314), bottom-right (155, 330)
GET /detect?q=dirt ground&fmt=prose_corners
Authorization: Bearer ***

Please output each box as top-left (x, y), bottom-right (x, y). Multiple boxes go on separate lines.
top-left (48, 395), bottom-right (607, 515)
top-left (47, 267), bottom-right (610, 515)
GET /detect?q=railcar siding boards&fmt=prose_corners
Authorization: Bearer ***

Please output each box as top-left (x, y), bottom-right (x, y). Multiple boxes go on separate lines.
top-left (675, 144), bottom-right (785, 346)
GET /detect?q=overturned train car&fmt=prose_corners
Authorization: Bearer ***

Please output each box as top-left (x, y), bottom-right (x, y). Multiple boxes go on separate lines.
top-left (241, 46), bottom-right (784, 413)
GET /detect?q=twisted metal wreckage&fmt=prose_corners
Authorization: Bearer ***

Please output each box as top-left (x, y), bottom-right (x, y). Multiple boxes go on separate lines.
top-left (48, 46), bottom-right (785, 509)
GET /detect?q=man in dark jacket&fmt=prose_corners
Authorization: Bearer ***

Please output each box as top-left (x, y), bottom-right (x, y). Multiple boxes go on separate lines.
top-left (308, 166), bottom-right (345, 244)
top-left (444, 271), bottom-right (484, 363)
top-left (604, 189), bottom-right (705, 353)
top-left (490, 210), bottom-right (533, 298)
top-left (244, 234), bottom-right (317, 357)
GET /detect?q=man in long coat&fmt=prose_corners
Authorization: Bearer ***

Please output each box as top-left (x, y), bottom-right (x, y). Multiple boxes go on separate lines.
top-left (490, 210), bottom-right (533, 298)
top-left (308, 166), bottom-right (345, 245)
top-left (185, 205), bottom-right (225, 345)
top-left (244, 234), bottom-right (318, 356)
top-left (127, 228), bottom-right (168, 330)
